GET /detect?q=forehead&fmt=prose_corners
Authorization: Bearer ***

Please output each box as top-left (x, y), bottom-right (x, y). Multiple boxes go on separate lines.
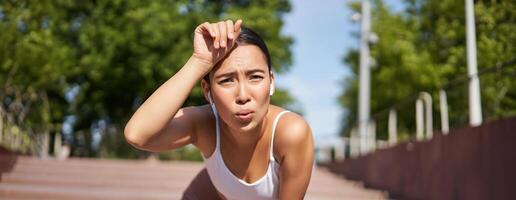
top-left (211, 44), bottom-right (269, 76)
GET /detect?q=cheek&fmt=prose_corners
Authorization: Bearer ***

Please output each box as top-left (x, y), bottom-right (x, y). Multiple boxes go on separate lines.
top-left (253, 84), bottom-right (271, 109)
top-left (254, 81), bottom-right (271, 98)
top-left (214, 93), bottom-right (233, 111)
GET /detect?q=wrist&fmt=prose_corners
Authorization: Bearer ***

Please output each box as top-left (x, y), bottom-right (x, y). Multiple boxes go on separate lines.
top-left (187, 55), bottom-right (214, 76)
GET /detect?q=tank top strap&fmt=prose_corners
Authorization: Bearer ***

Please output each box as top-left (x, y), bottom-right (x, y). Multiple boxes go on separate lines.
top-left (269, 110), bottom-right (290, 161)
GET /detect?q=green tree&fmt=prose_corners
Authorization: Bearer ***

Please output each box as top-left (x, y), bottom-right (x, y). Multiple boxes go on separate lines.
top-left (0, 0), bottom-right (294, 158)
top-left (339, 0), bottom-right (516, 140)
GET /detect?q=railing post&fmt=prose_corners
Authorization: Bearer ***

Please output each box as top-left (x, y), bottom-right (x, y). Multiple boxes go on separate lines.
top-left (416, 99), bottom-right (424, 141)
top-left (388, 109), bottom-right (397, 146)
top-left (368, 120), bottom-right (376, 153)
top-left (420, 92), bottom-right (433, 139)
top-left (465, 0), bottom-right (483, 126)
top-left (335, 139), bottom-right (345, 161)
top-left (341, 137), bottom-right (347, 160)
top-left (439, 89), bottom-right (450, 134)
top-left (358, 0), bottom-right (372, 155)
top-left (54, 132), bottom-right (62, 157)
top-left (350, 128), bottom-right (360, 158)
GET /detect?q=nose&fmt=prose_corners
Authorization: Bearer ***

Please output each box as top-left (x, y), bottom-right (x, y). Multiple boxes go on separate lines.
top-left (235, 83), bottom-right (251, 105)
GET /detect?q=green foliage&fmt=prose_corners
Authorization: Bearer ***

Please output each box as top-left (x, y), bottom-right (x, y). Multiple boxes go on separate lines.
top-left (0, 0), bottom-right (293, 158)
top-left (158, 145), bottom-right (203, 162)
top-left (340, 0), bottom-right (516, 139)
top-left (0, 125), bottom-right (34, 154)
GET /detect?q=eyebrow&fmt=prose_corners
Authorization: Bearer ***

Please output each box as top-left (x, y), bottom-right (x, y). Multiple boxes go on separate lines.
top-left (214, 68), bottom-right (267, 79)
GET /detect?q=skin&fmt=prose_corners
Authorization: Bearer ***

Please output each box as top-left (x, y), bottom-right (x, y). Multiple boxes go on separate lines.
top-left (124, 19), bottom-right (314, 200)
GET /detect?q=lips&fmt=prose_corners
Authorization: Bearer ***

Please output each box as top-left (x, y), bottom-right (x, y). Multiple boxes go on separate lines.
top-left (235, 110), bottom-right (254, 121)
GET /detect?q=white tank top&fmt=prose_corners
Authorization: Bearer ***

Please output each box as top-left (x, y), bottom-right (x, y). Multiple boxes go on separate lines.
top-left (202, 105), bottom-right (289, 200)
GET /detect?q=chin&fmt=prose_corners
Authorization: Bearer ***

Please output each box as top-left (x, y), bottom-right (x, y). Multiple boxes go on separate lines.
top-left (234, 121), bottom-right (257, 132)
top-left (232, 118), bottom-right (263, 133)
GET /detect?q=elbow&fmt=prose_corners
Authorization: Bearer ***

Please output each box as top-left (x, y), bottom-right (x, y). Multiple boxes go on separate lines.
top-left (124, 123), bottom-right (148, 149)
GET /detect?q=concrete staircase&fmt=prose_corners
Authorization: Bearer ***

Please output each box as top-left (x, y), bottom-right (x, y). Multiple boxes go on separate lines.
top-left (0, 151), bottom-right (386, 200)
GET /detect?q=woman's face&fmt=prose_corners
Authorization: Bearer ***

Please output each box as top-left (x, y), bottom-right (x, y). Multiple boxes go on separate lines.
top-left (204, 44), bottom-right (273, 132)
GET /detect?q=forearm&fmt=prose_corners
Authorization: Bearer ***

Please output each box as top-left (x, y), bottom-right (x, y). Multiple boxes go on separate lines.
top-left (278, 166), bottom-right (312, 200)
top-left (124, 56), bottom-right (211, 144)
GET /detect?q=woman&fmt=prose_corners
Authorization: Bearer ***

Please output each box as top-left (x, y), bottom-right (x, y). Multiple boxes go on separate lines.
top-left (124, 19), bottom-right (314, 200)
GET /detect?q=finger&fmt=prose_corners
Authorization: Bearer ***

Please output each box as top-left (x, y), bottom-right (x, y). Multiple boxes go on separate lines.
top-left (205, 22), bottom-right (216, 37)
top-left (218, 22), bottom-right (227, 48)
top-left (234, 19), bottom-right (243, 37)
top-left (212, 23), bottom-right (220, 49)
top-left (196, 22), bottom-right (212, 39)
top-left (226, 20), bottom-right (236, 49)
top-left (226, 20), bottom-right (235, 40)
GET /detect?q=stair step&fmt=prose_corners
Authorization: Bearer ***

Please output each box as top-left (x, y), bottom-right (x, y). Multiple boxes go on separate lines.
top-left (0, 182), bottom-right (183, 200)
top-left (0, 155), bottom-right (388, 199)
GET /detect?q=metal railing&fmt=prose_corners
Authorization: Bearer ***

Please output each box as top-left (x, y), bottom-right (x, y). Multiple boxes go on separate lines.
top-left (354, 59), bottom-right (516, 156)
top-left (321, 59), bottom-right (516, 160)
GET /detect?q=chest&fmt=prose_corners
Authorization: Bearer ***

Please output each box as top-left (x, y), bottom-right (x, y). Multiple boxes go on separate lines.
top-left (219, 135), bottom-right (271, 183)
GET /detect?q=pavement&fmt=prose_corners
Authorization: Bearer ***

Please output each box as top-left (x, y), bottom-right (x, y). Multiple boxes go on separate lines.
top-left (0, 154), bottom-right (387, 200)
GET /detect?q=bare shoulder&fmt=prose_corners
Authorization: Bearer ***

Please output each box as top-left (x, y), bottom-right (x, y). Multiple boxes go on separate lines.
top-left (177, 104), bottom-right (214, 143)
top-left (183, 104), bottom-right (216, 155)
top-left (272, 106), bottom-right (313, 162)
top-left (176, 105), bottom-right (211, 129)
top-left (276, 111), bottom-right (311, 142)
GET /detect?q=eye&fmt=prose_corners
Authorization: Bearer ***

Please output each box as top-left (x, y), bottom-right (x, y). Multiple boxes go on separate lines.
top-left (250, 75), bottom-right (264, 81)
top-left (218, 78), bottom-right (233, 84)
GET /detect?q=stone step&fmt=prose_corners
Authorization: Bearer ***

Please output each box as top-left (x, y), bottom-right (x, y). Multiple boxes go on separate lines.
top-left (8, 164), bottom-right (199, 181)
top-left (306, 167), bottom-right (387, 199)
top-left (1, 173), bottom-right (191, 191)
top-left (0, 182), bottom-right (182, 200)
top-left (0, 155), bottom-right (388, 200)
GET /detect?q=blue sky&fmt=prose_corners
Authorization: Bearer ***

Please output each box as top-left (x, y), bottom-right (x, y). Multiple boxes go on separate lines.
top-left (276, 0), bottom-right (404, 142)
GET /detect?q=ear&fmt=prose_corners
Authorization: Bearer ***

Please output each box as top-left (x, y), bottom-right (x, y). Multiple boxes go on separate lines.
top-left (201, 79), bottom-right (212, 104)
top-left (269, 72), bottom-right (275, 96)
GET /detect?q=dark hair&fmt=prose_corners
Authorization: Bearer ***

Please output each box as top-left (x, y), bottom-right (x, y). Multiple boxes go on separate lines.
top-left (203, 26), bottom-right (272, 82)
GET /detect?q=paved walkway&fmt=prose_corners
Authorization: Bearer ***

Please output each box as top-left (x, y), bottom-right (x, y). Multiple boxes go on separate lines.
top-left (0, 154), bottom-right (387, 199)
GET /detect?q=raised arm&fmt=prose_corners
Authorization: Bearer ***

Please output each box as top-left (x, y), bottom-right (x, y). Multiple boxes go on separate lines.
top-left (124, 20), bottom-right (242, 152)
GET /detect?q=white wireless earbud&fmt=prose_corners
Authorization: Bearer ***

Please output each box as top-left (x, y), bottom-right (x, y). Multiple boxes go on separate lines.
top-left (269, 84), bottom-right (275, 96)
top-left (207, 91), bottom-right (214, 104)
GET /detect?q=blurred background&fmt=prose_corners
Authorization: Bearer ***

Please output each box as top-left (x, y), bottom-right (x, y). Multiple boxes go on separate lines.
top-left (0, 0), bottom-right (514, 199)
